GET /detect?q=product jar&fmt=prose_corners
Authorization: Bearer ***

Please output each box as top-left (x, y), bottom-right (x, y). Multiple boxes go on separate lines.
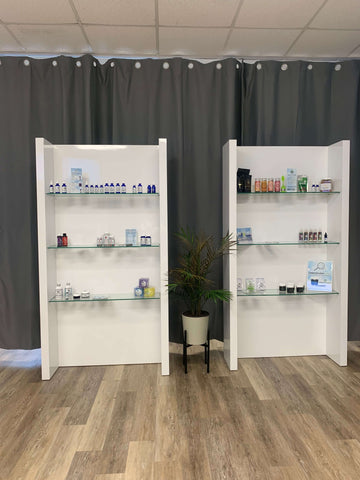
top-left (320, 178), bottom-right (333, 192)
top-left (267, 178), bottom-right (274, 192)
top-left (255, 178), bottom-right (260, 193)
top-left (261, 178), bottom-right (267, 192)
top-left (286, 283), bottom-right (295, 294)
top-left (275, 178), bottom-right (280, 192)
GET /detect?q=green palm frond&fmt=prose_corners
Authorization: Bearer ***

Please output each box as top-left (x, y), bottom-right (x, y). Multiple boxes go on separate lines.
top-left (168, 228), bottom-right (237, 316)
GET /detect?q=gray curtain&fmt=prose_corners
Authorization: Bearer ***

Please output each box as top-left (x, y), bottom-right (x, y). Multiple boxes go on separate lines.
top-left (1, 55), bottom-right (360, 349)
top-left (0, 55), bottom-right (240, 348)
top-left (242, 60), bottom-right (360, 340)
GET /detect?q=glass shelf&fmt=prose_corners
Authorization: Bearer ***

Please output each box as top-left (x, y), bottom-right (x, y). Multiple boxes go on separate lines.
top-left (48, 244), bottom-right (160, 249)
top-left (237, 289), bottom-right (339, 297)
top-left (237, 191), bottom-right (340, 195)
top-left (49, 293), bottom-right (160, 303)
top-left (47, 193), bottom-right (159, 197)
top-left (237, 241), bottom-right (339, 246)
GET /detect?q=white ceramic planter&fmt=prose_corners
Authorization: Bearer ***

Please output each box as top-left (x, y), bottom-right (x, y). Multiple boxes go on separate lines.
top-left (182, 311), bottom-right (209, 345)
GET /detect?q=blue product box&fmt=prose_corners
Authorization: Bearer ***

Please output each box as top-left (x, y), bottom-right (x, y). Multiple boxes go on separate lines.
top-left (134, 287), bottom-right (144, 297)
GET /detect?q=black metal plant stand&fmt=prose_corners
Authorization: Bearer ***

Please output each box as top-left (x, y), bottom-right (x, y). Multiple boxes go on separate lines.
top-left (183, 329), bottom-right (210, 374)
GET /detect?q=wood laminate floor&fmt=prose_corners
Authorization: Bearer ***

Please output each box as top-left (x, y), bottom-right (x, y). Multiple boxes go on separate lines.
top-left (1, 343), bottom-right (360, 479)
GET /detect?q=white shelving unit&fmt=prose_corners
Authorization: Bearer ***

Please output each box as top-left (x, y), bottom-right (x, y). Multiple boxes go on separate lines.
top-left (223, 140), bottom-right (349, 370)
top-left (36, 138), bottom-right (169, 379)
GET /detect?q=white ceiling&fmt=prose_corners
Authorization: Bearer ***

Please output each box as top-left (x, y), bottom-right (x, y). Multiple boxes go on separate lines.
top-left (1, 0), bottom-right (360, 60)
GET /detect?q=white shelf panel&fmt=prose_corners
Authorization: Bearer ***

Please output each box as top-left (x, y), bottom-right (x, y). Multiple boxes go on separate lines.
top-left (223, 140), bottom-right (349, 369)
top-left (36, 138), bottom-right (169, 379)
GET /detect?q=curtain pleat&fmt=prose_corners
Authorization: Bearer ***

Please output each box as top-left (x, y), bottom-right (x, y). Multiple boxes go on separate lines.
top-left (1, 55), bottom-right (360, 349)
top-left (0, 55), bottom-right (240, 348)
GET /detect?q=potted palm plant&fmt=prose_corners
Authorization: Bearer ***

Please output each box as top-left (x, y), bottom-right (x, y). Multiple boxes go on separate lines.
top-left (168, 228), bottom-right (236, 345)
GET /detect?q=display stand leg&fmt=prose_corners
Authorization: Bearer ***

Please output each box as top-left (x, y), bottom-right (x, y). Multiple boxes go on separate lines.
top-left (182, 329), bottom-right (210, 374)
top-left (205, 329), bottom-right (210, 373)
top-left (183, 330), bottom-right (188, 374)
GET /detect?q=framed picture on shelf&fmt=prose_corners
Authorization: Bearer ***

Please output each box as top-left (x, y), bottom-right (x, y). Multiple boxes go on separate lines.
top-left (307, 260), bottom-right (333, 292)
top-left (237, 227), bottom-right (252, 243)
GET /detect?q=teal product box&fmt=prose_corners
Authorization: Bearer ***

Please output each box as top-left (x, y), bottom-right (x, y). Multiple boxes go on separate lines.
top-left (71, 167), bottom-right (83, 193)
top-left (125, 229), bottom-right (137, 246)
top-left (286, 168), bottom-right (297, 192)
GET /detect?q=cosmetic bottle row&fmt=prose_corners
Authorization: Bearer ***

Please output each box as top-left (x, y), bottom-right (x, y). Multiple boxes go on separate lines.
top-left (49, 181), bottom-right (157, 194)
top-left (238, 167), bottom-right (333, 193)
top-left (299, 229), bottom-right (327, 243)
top-left (237, 278), bottom-right (306, 294)
top-left (57, 233), bottom-right (68, 247)
top-left (55, 277), bottom-right (155, 300)
top-left (279, 283), bottom-right (305, 294)
top-left (55, 231), bottom-right (153, 247)
top-left (55, 282), bottom-right (87, 300)
top-left (237, 278), bottom-right (266, 292)
top-left (96, 233), bottom-right (152, 247)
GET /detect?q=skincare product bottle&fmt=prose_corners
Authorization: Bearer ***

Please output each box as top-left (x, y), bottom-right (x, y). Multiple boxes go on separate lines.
top-left (90, 184), bottom-right (94, 193)
top-left (110, 182), bottom-right (115, 193)
top-left (309, 229), bottom-right (313, 242)
top-left (298, 229), bottom-right (304, 242)
top-left (140, 235), bottom-right (146, 246)
top-left (275, 178), bottom-right (280, 192)
top-left (85, 183), bottom-right (89, 193)
top-left (267, 178), bottom-right (274, 192)
top-left (152, 184), bottom-right (156, 194)
top-left (57, 234), bottom-right (63, 247)
top-left (145, 235), bottom-right (152, 246)
top-left (49, 180), bottom-right (54, 194)
top-left (65, 282), bottom-right (72, 300)
top-left (138, 183), bottom-right (143, 194)
top-left (95, 184), bottom-right (99, 193)
top-left (255, 178), bottom-right (260, 193)
top-left (281, 175), bottom-right (286, 192)
top-left (304, 230), bottom-right (309, 242)
top-left (313, 230), bottom-right (318, 242)
top-left (132, 184), bottom-right (137, 193)
top-left (62, 233), bottom-right (68, 247)
top-left (116, 182), bottom-right (121, 194)
top-left (324, 232), bottom-right (328, 243)
top-left (261, 178), bottom-right (267, 192)
top-left (147, 184), bottom-right (152, 194)
top-left (55, 283), bottom-right (63, 299)
top-left (99, 184), bottom-right (104, 193)
top-left (121, 182), bottom-right (126, 193)
top-left (318, 229), bottom-right (323, 243)
top-left (104, 183), bottom-right (109, 194)
top-left (55, 182), bottom-right (60, 194)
